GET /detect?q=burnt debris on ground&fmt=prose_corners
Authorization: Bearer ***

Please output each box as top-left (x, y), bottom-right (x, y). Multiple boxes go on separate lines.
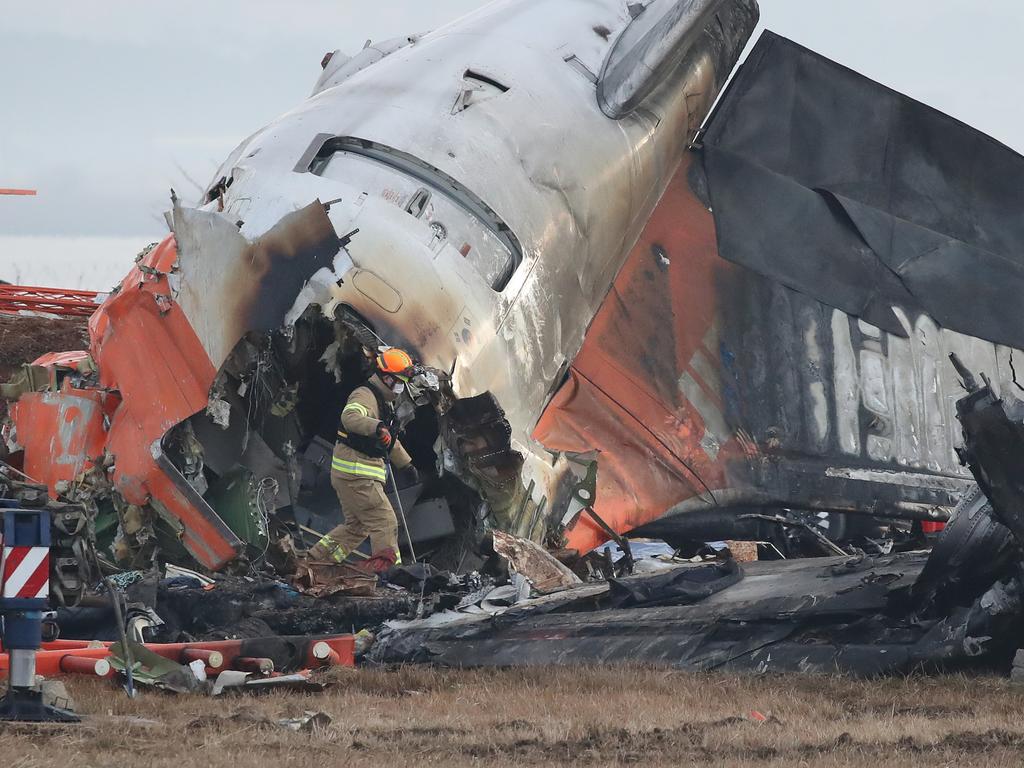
top-left (0, 352), bottom-right (1019, 686)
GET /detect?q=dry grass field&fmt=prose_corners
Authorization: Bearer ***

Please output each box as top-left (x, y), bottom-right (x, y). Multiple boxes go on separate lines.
top-left (4, 666), bottom-right (1024, 767)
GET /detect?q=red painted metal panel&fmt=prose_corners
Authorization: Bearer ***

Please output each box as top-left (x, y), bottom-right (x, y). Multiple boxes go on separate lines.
top-left (11, 387), bottom-right (115, 491)
top-left (12, 236), bottom-right (239, 569)
top-left (535, 157), bottom-right (742, 553)
top-left (31, 351), bottom-right (91, 370)
top-left (87, 236), bottom-right (238, 569)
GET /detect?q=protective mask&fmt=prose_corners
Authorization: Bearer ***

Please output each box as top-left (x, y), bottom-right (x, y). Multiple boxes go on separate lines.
top-left (391, 382), bottom-right (406, 396)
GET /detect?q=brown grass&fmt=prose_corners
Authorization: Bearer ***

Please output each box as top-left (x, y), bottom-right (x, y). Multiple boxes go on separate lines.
top-left (3, 667), bottom-right (1024, 767)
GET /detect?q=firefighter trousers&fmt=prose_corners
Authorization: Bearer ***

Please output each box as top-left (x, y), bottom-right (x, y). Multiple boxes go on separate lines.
top-left (310, 474), bottom-right (399, 562)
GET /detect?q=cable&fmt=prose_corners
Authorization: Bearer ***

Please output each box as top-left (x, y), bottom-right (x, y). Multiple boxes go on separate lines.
top-left (87, 544), bottom-right (135, 698)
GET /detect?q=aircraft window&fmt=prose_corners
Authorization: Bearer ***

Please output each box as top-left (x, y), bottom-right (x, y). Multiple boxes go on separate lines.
top-left (309, 137), bottom-right (523, 291)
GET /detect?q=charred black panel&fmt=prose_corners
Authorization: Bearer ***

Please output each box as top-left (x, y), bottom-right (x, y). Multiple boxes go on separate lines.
top-left (236, 202), bottom-right (341, 334)
top-left (709, 263), bottom-right (966, 514)
top-left (701, 31), bottom-right (1024, 348)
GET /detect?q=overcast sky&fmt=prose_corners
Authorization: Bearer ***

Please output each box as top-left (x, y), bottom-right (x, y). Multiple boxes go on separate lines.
top-left (2, 0), bottom-right (1023, 258)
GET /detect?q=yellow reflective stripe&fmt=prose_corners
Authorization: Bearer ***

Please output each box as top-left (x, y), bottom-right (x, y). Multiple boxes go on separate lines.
top-left (315, 534), bottom-right (348, 562)
top-left (332, 458), bottom-right (386, 479)
top-left (331, 457), bottom-right (386, 481)
top-left (343, 402), bottom-right (370, 417)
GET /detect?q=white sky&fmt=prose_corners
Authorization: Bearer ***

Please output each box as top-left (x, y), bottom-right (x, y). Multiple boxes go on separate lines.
top-left (2, 0), bottom-right (1023, 287)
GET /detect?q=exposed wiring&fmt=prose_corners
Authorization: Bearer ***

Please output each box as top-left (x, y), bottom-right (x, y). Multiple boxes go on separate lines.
top-left (87, 543), bottom-right (136, 698)
top-left (248, 476), bottom-right (279, 575)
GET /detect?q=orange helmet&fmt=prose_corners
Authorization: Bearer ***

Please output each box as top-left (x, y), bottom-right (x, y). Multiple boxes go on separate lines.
top-left (375, 347), bottom-right (414, 380)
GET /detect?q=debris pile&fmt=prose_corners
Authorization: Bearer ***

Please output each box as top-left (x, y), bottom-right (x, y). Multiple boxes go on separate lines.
top-left (4, 345), bottom-right (1024, 726)
top-left (6, 2), bottom-right (1024, 727)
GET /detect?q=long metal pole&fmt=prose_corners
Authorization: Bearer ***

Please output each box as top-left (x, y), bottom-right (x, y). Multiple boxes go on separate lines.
top-left (385, 458), bottom-right (417, 564)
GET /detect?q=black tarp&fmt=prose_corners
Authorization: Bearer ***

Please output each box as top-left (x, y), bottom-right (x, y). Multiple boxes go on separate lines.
top-left (700, 31), bottom-right (1024, 345)
top-left (606, 559), bottom-right (741, 608)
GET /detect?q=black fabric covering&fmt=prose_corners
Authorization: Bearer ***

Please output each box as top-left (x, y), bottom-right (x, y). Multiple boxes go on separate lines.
top-left (701, 31), bottom-right (1024, 345)
top-left (385, 562), bottom-right (448, 593)
top-left (606, 559), bottom-right (741, 608)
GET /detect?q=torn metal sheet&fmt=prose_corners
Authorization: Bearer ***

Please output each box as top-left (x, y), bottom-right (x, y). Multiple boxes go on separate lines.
top-left (291, 561), bottom-right (378, 598)
top-left (700, 32), bottom-right (1024, 347)
top-left (109, 640), bottom-right (202, 694)
top-left (170, 198), bottom-right (342, 371)
top-left (491, 530), bottom-right (580, 593)
top-left (6, 0), bottom-right (1024, 582)
top-left (369, 550), bottom-right (1023, 675)
top-left (949, 359), bottom-right (1024, 550)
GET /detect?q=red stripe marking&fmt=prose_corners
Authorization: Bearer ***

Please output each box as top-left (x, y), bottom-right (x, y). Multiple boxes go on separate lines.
top-left (18, 558), bottom-right (49, 599)
top-left (3, 547), bottom-right (30, 580)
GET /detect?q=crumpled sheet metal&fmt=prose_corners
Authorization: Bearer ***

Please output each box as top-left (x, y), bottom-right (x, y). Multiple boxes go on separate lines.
top-left (491, 530), bottom-right (580, 593)
top-left (369, 551), bottom-right (1024, 675)
top-left (170, 199), bottom-right (342, 371)
top-left (9, 202), bottom-right (344, 571)
top-left (701, 31), bottom-right (1024, 347)
top-left (10, 386), bottom-right (117, 489)
top-left (605, 559), bottom-right (741, 608)
top-left (87, 236), bottom-right (240, 569)
top-left (291, 561), bottom-right (378, 598)
top-left (109, 640), bottom-right (202, 694)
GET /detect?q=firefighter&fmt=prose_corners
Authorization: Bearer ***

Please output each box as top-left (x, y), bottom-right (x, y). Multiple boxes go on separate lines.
top-left (309, 347), bottom-right (418, 570)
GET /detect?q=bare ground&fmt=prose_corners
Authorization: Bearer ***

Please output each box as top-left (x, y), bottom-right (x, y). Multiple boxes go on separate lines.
top-left (4, 667), bottom-right (1024, 767)
top-left (0, 313), bottom-right (89, 380)
top-left (0, 313), bottom-right (89, 422)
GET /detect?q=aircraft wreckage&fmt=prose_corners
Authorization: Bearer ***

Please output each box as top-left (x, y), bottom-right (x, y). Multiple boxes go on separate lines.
top-left (4, 0), bottom-right (1024, 674)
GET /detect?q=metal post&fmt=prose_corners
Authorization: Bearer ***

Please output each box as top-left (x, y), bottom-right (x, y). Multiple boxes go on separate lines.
top-left (8, 649), bottom-right (37, 689)
top-left (385, 458), bottom-right (417, 564)
top-left (0, 507), bottom-right (79, 722)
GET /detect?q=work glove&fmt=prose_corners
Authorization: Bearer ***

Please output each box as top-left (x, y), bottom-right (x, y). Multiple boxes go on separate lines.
top-left (376, 422), bottom-right (393, 449)
top-left (403, 465), bottom-right (420, 485)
